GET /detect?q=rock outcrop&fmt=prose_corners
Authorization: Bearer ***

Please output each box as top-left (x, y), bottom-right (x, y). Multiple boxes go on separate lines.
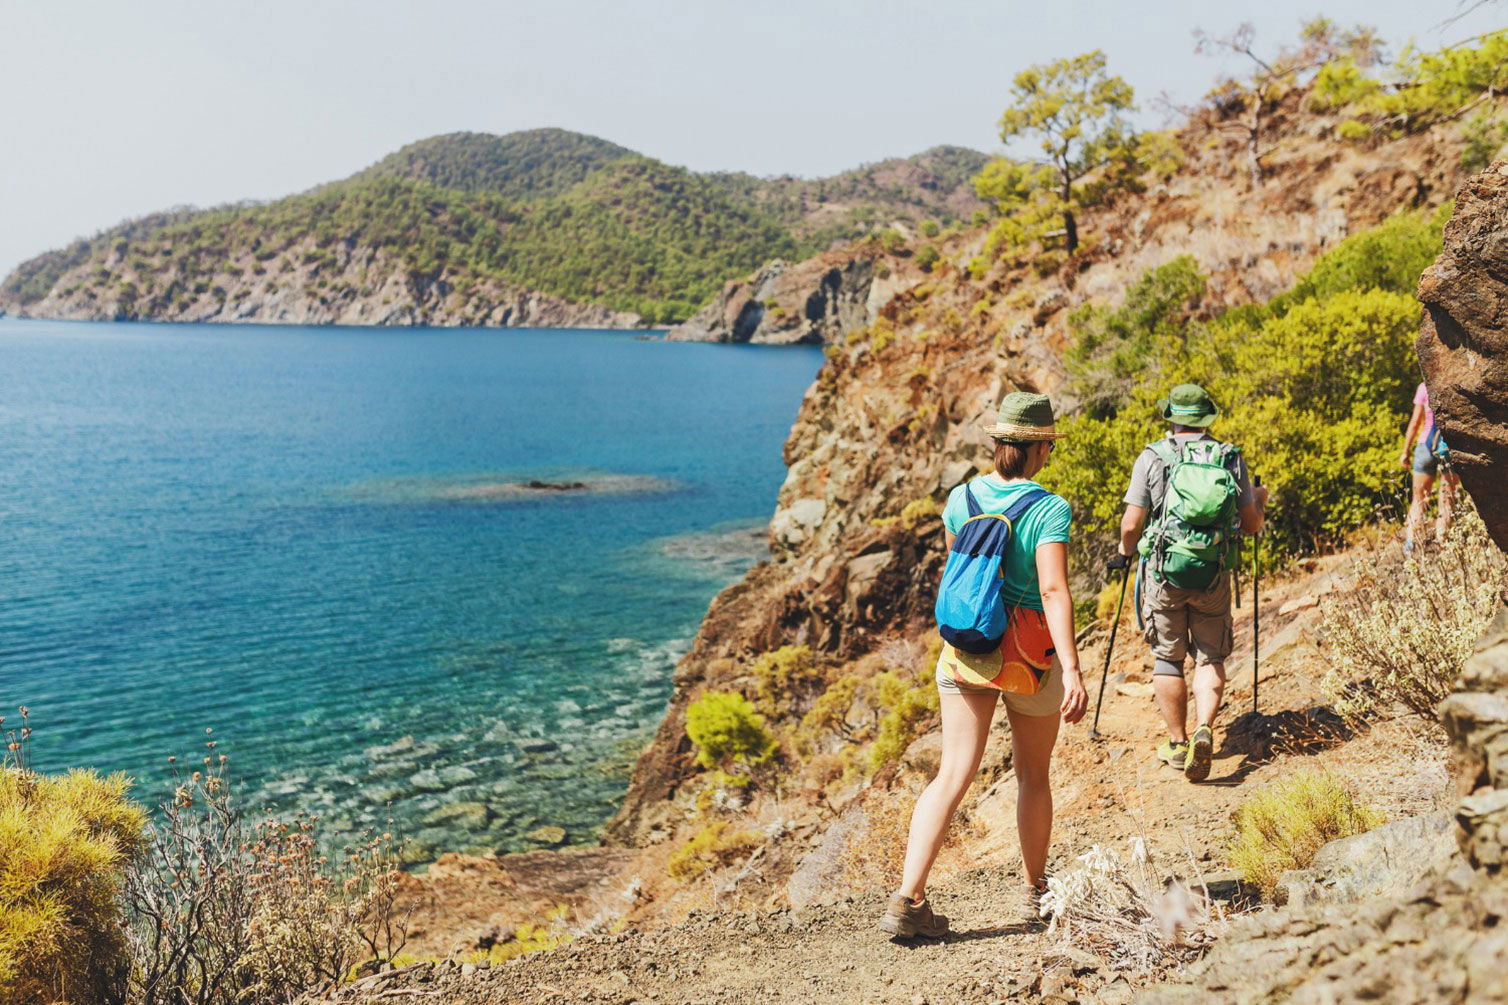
top-left (664, 249), bottom-right (889, 345)
top-left (1417, 160), bottom-right (1508, 550)
top-left (2, 244), bottom-right (641, 329)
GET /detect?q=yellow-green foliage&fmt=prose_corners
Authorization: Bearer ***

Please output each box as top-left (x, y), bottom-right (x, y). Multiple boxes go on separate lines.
top-left (868, 665), bottom-right (941, 771)
top-left (666, 821), bottom-right (764, 881)
top-left (0, 769), bottom-right (147, 1004)
top-left (461, 905), bottom-right (572, 964)
top-left (1042, 208), bottom-right (1446, 573)
top-left (793, 674), bottom-right (863, 754)
top-left (1228, 769), bottom-right (1383, 899)
top-left (873, 496), bottom-right (943, 531)
top-left (1316, 31), bottom-right (1508, 140)
top-left (685, 691), bottom-right (776, 771)
top-left (1323, 508), bottom-right (1508, 725)
top-left (751, 644), bottom-right (819, 710)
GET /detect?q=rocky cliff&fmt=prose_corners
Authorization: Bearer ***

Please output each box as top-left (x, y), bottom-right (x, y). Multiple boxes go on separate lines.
top-left (3, 242), bottom-right (642, 329)
top-left (664, 247), bottom-right (909, 345)
top-left (1418, 161), bottom-right (1508, 550)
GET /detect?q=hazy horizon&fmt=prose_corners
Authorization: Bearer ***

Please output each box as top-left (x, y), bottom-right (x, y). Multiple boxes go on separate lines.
top-left (2, 0), bottom-right (1500, 277)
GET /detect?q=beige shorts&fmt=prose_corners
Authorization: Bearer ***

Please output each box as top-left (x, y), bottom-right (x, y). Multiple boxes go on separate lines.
top-left (1141, 572), bottom-right (1234, 674)
top-left (935, 651), bottom-right (1064, 717)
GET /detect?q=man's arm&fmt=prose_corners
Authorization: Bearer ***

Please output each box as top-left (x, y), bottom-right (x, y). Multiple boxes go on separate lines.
top-left (1118, 505), bottom-right (1146, 557)
top-left (1238, 487), bottom-right (1268, 535)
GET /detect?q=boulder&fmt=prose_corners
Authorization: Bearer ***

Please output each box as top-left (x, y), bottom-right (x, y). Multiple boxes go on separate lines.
top-left (1273, 811), bottom-right (1455, 908)
top-left (666, 250), bottom-right (879, 345)
top-left (1416, 161), bottom-right (1508, 550)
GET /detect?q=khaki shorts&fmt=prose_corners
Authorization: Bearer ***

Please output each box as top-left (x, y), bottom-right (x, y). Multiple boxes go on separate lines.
top-left (1141, 572), bottom-right (1234, 673)
top-left (935, 651), bottom-right (1064, 717)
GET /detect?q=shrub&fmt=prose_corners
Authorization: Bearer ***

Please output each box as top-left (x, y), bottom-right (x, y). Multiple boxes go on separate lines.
top-left (915, 244), bottom-right (941, 271)
top-left (793, 674), bottom-right (863, 754)
top-left (463, 905), bottom-right (572, 964)
top-left (749, 645), bottom-right (819, 711)
top-left (684, 692), bottom-right (776, 772)
top-left (124, 731), bottom-right (407, 1003)
top-left (1323, 508), bottom-right (1508, 725)
top-left (1227, 769), bottom-right (1383, 899)
top-left (868, 664), bottom-right (940, 771)
top-left (0, 722), bottom-right (147, 1005)
top-left (1044, 210), bottom-right (1443, 579)
top-left (1042, 838), bottom-right (1228, 974)
top-left (666, 822), bottom-right (763, 881)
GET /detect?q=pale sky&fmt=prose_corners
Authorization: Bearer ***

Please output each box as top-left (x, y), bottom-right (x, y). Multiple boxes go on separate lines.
top-left (1, 1), bottom-right (1501, 277)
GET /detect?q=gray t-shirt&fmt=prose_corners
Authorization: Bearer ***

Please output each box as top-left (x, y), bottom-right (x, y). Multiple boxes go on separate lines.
top-left (1124, 432), bottom-right (1254, 512)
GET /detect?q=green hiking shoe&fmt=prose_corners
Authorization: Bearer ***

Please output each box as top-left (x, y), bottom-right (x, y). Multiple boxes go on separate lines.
top-left (1185, 724), bottom-right (1214, 782)
top-left (1156, 739), bottom-right (1189, 769)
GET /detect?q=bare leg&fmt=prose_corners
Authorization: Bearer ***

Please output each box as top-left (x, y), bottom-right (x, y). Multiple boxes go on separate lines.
top-left (897, 688), bottom-right (999, 900)
top-left (1192, 661), bottom-right (1226, 728)
top-left (1154, 673), bottom-right (1188, 743)
top-left (1005, 706), bottom-right (1061, 887)
top-left (1438, 471), bottom-right (1459, 538)
top-left (1407, 471), bottom-right (1435, 547)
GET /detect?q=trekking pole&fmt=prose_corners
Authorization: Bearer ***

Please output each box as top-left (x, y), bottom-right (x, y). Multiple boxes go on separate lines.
top-left (1252, 475), bottom-right (1262, 715)
top-left (1090, 564), bottom-right (1131, 740)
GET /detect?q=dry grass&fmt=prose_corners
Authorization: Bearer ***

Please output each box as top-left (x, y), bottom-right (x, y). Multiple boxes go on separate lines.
top-left (1323, 508), bottom-right (1508, 725)
top-left (1040, 837), bottom-right (1230, 976)
top-left (1227, 768), bottom-right (1384, 900)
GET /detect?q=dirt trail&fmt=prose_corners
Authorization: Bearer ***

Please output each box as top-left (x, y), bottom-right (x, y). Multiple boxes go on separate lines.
top-left (321, 544), bottom-right (1447, 1004)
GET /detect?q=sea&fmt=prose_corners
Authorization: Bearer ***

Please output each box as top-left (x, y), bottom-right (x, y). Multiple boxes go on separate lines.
top-left (0, 317), bottom-right (822, 863)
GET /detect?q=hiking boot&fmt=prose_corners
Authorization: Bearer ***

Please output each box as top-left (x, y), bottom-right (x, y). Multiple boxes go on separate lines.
top-left (879, 892), bottom-right (949, 938)
top-left (1020, 880), bottom-right (1048, 927)
top-left (1156, 738), bottom-right (1189, 769)
top-left (1185, 724), bottom-right (1214, 782)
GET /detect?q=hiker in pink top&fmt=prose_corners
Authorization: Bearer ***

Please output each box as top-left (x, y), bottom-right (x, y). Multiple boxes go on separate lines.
top-left (1399, 381), bottom-right (1459, 554)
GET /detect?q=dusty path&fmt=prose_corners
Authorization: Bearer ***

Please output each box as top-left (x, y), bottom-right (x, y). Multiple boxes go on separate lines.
top-left (323, 547), bottom-right (1447, 1004)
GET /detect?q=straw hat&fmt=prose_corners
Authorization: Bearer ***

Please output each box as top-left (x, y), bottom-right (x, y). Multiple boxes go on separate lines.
top-left (982, 391), bottom-right (1068, 441)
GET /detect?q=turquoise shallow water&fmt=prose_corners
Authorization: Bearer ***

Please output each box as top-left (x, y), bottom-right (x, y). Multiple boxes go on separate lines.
top-left (0, 318), bottom-right (820, 861)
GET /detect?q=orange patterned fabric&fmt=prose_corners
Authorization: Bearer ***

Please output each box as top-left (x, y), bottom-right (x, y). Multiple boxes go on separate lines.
top-left (939, 607), bottom-right (1056, 695)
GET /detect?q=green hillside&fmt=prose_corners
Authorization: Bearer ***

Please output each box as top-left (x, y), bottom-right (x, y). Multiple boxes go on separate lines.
top-left (1, 129), bottom-right (988, 325)
top-left (350, 128), bottom-right (636, 201)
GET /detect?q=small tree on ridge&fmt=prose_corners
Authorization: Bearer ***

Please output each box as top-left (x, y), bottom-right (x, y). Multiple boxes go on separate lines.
top-left (990, 50), bottom-right (1136, 254)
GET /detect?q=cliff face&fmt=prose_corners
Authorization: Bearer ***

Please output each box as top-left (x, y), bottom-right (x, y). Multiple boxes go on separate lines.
top-left (608, 97), bottom-right (1469, 844)
top-left (1417, 160), bottom-right (1508, 550)
top-left (2, 242), bottom-right (641, 329)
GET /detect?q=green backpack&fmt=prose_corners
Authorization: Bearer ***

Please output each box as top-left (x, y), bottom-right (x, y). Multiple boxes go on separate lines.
top-left (1138, 438), bottom-right (1241, 590)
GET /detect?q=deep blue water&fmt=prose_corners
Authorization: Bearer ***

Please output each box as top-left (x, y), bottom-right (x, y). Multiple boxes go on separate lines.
top-left (0, 318), bottom-right (820, 860)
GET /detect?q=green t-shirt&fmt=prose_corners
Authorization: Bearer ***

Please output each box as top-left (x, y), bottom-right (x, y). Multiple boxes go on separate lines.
top-left (941, 476), bottom-right (1072, 612)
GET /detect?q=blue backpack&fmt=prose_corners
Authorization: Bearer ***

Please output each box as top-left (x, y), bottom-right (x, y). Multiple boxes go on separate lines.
top-left (935, 485), bottom-right (1049, 654)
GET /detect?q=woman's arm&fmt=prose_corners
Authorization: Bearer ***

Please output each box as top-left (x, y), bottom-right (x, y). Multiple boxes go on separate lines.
top-left (1400, 402), bottom-right (1424, 467)
top-left (1035, 541), bottom-right (1087, 723)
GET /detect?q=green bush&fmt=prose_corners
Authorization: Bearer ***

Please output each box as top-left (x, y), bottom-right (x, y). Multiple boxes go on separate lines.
top-left (685, 692), bottom-right (776, 771)
top-left (868, 665), bottom-right (940, 771)
top-left (665, 821), bottom-right (764, 881)
top-left (1228, 769), bottom-right (1383, 899)
top-left (750, 645), bottom-right (819, 712)
top-left (0, 765), bottom-right (147, 1004)
top-left (1043, 209), bottom-right (1442, 575)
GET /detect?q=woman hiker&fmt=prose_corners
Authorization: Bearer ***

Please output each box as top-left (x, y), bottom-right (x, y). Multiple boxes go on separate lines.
top-left (881, 391), bottom-right (1088, 939)
top-left (1400, 380), bottom-right (1459, 555)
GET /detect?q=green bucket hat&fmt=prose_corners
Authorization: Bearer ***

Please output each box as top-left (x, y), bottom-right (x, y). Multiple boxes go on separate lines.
top-left (983, 391), bottom-right (1067, 441)
top-left (1159, 383), bottom-right (1219, 427)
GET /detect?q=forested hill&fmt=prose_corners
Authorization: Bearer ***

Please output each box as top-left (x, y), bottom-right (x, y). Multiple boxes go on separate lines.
top-left (0, 129), bottom-right (989, 328)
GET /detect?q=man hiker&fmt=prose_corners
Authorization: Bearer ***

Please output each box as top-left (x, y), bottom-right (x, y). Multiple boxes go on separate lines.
top-left (1107, 384), bottom-right (1267, 782)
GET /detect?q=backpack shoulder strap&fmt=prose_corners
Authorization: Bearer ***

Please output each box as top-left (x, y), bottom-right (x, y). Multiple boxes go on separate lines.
top-left (963, 483), bottom-right (983, 518)
top-left (1148, 438), bottom-right (1178, 464)
top-left (1001, 487), bottom-right (1050, 524)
